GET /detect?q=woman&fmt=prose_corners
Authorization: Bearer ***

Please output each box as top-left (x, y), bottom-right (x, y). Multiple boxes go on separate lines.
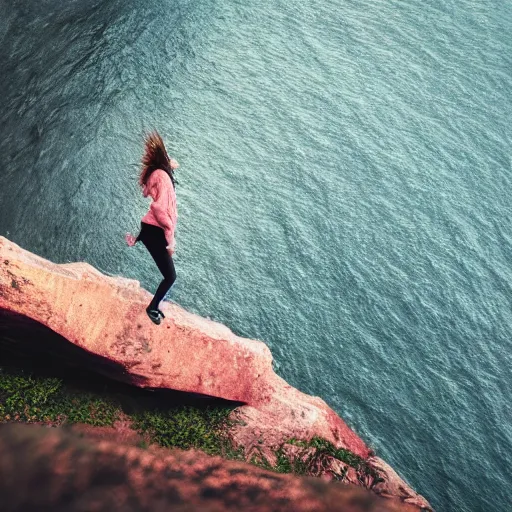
top-left (125, 131), bottom-right (179, 325)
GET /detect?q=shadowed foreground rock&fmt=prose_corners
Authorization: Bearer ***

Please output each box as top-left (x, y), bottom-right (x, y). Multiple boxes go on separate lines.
top-left (0, 424), bottom-right (418, 512)
top-left (0, 237), bottom-right (432, 510)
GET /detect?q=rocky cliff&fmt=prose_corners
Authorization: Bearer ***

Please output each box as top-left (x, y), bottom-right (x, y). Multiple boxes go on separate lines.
top-left (0, 236), bottom-right (432, 510)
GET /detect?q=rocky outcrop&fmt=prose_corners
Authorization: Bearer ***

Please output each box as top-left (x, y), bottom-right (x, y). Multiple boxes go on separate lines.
top-left (0, 424), bottom-right (419, 512)
top-left (0, 236), bottom-right (432, 510)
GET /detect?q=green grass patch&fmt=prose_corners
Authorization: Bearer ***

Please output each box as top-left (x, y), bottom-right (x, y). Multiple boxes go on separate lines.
top-left (288, 436), bottom-right (367, 470)
top-left (282, 436), bottom-right (381, 481)
top-left (131, 404), bottom-right (237, 457)
top-left (274, 446), bottom-right (311, 475)
top-left (0, 368), bottom-right (121, 426)
top-left (0, 363), bottom-right (239, 458)
top-left (245, 436), bottom-right (376, 480)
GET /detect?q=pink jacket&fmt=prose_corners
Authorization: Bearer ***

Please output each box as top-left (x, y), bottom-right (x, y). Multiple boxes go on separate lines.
top-left (141, 169), bottom-right (178, 251)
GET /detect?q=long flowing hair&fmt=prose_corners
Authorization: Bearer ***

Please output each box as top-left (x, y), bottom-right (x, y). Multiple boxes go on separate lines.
top-left (139, 131), bottom-right (178, 189)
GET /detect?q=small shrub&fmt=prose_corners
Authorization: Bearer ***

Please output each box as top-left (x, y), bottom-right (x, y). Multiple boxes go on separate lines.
top-left (275, 436), bottom-right (380, 480)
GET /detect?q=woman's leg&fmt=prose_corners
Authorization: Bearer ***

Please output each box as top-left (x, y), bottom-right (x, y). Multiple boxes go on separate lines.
top-left (139, 224), bottom-right (177, 312)
top-left (148, 251), bottom-right (176, 311)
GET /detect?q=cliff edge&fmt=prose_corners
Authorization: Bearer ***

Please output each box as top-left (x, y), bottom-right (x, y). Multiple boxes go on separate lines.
top-left (0, 236), bottom-right (432, 511)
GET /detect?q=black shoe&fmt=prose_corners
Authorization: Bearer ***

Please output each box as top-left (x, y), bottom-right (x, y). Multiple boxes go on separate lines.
top-left (157, 309), bottom-right (165, 319)
top-left (146, 307), bottom-right (161, 325)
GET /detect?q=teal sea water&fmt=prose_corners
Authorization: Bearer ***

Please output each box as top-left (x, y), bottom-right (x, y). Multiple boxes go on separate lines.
top-left (1, 1), bottom-right (511, 510)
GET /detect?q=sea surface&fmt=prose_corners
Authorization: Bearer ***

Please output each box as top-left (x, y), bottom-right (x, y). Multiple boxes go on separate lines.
top-left (1, 1), bottom-right (511, 510)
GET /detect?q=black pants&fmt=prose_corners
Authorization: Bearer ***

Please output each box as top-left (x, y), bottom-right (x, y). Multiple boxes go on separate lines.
top-left (137, 222), bottom-right (176, 310)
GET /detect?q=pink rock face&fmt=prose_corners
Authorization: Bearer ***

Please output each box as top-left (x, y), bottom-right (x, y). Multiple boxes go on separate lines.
top-left (0, 424), bottom-right (420, 512)
top-left (0, 236), bottom-right (433, 511)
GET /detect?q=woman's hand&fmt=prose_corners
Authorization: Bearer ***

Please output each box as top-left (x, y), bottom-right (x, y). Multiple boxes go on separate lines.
top-left (125, 233), bottom-right (137, 247)
top-left (166, 238), bottom-right (175, 256)
top-left (165, 230), bottom-right (175, 256)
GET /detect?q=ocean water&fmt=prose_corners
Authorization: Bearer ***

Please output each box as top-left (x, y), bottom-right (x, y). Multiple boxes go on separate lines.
top-left (1, 0), bottom-right (511, 510)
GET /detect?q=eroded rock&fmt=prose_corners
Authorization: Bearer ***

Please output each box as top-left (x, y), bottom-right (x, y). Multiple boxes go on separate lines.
top-left (0, 236), bottom-right (433, 510)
